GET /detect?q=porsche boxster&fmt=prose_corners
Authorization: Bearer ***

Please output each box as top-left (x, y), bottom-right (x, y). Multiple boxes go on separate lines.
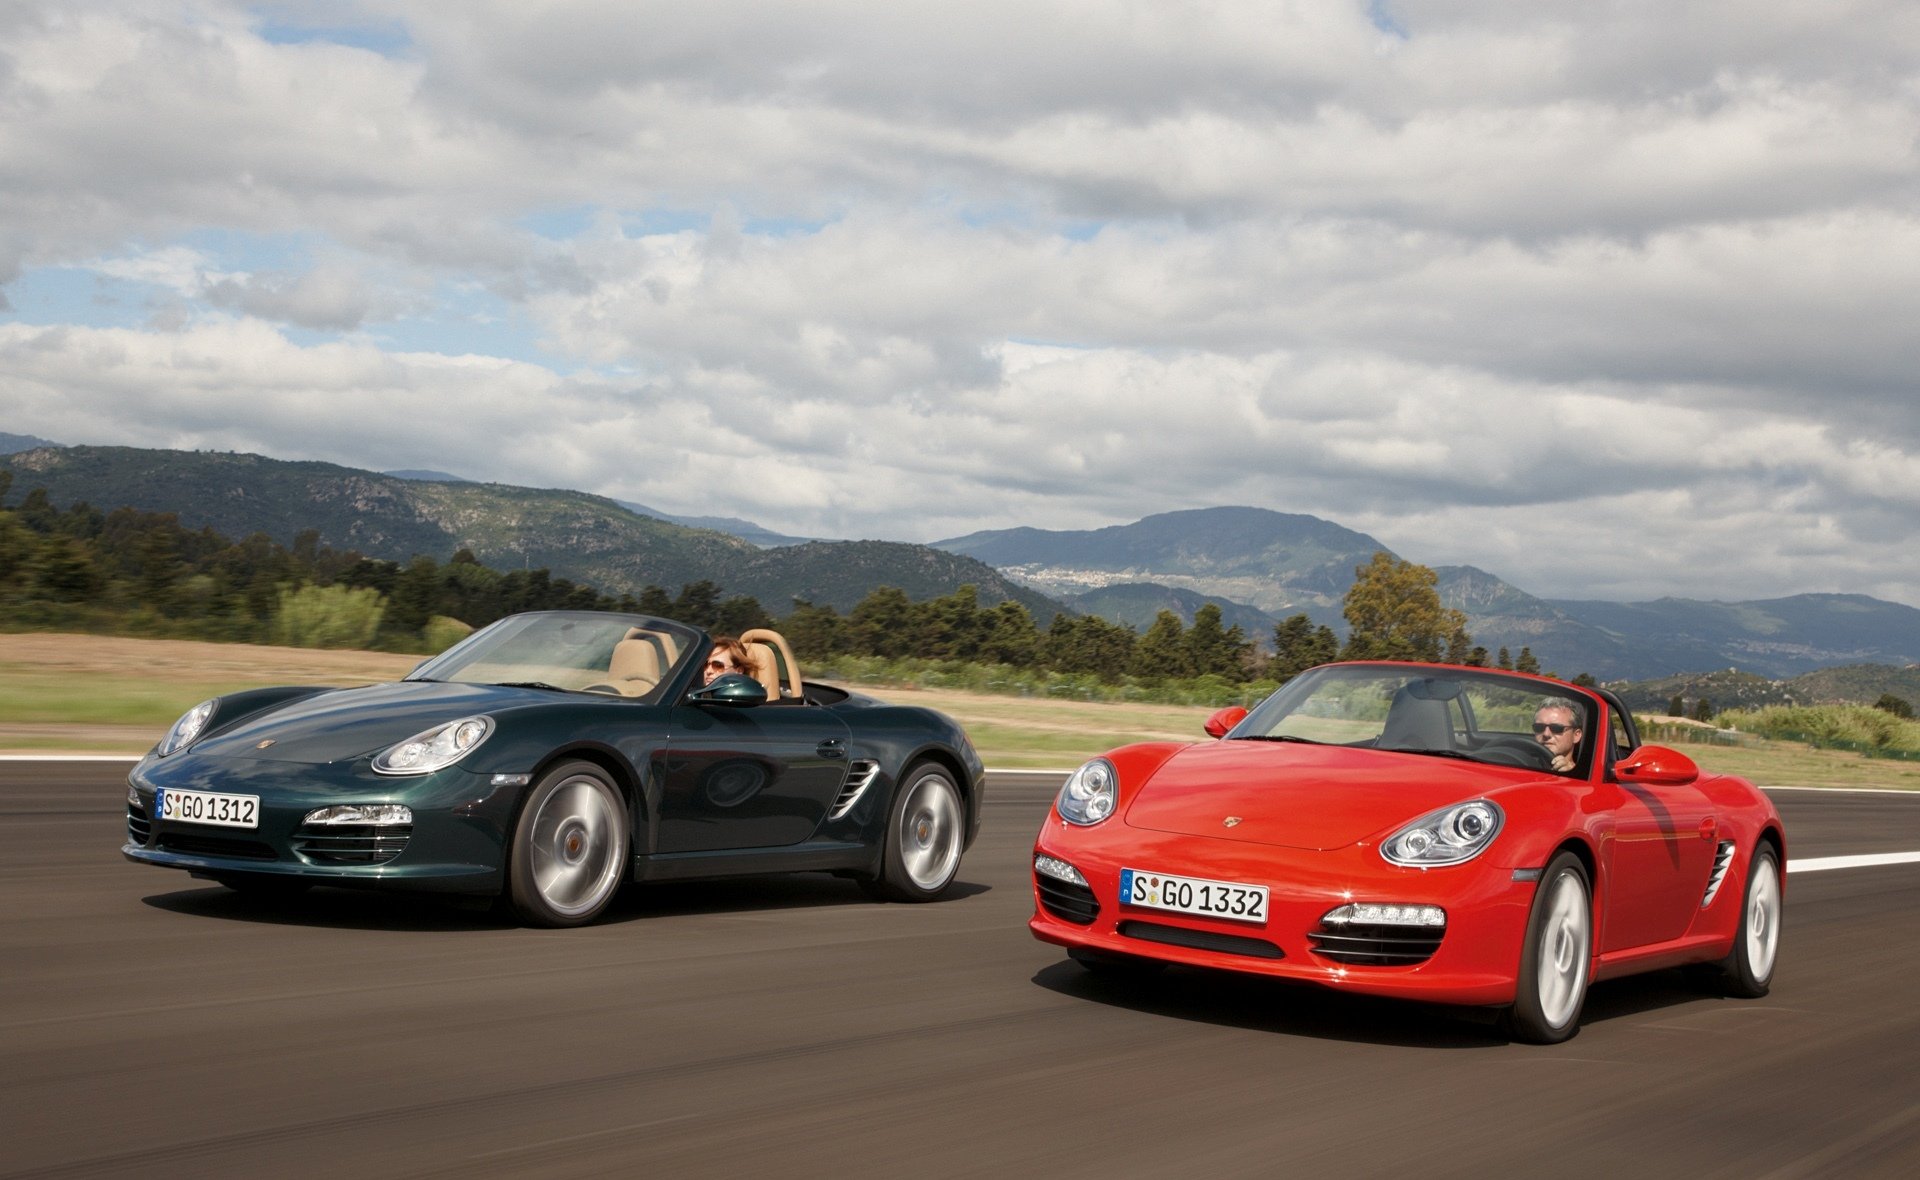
top-left (1029, 662), bottom-right (1785, 1042)
top-left (125, 611), bottom-right (984, 926)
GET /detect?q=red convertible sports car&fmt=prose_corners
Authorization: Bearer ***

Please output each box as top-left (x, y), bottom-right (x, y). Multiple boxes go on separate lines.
top-left (1029, 662), bottom-right (1785, 1042)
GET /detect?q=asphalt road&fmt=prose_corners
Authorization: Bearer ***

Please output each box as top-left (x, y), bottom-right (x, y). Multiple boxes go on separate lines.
top-left (4, 763), bottom-right (1919, 1179)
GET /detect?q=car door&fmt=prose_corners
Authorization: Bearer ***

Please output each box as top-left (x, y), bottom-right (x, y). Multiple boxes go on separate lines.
top-left (1598, 778), bottom-right (1719, 952)
top-left (655, 702), bottom-right (853, 853)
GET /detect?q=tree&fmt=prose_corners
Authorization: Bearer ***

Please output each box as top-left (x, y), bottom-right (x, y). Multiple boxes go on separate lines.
top-left (1693, 698), bottom-right (1714, 722)
top-left (1874, 694), bottom-right (1914, 720)
top-left (781, 599), bottom-right (844, 659)
top-left (847, 586), bottom-right (915, 658)
top-left (1571, 672), bottom-right (1598, 688)
top-left (1514, 646), bottom-right (1541, 675)
top-left (978, 600), bottom-right (1038, 667)
top-left (1496, 647), bottom-right (1513, 670)
top-left (1269, 613), bottom-right (1337, 681)
top-left (1340, 552), bottom-right (1470, 662)
top-left (714, 595), bottom-right (773, 636)
top-left (1668, 693), bottom-right (1685, 717)
top-left (1185, 604), bottom-right (1249, 680)
top-left (1044, 614), bottom-right (1137, 680)
top-left (1132, 611), bottom-right (1192, 680)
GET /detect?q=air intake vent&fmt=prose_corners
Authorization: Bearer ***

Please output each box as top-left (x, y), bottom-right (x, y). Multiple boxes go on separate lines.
top-left (1119, 920), bottom-right (1285, 959)
top-left (1036, 875), bottom-right (1100, 925)
top-left (1701, 840), bottom-right (1736, 908)
top-left (294, 823), bottom-right (412, 866)
top-left (828, 761), bottom-right (881, 821)
top-left (127, 799), bottom-right (151, 846)
top-left (1308, 924), bottom-right (1444, 965)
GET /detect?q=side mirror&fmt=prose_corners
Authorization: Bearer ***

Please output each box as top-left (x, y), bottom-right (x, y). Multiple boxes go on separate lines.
top-left (1616, 744), bottom-right (1700, 787)
top-left (687, 673), bottom-right (768, 708)
top-left (1204, 706), bottom-right (1248, 739)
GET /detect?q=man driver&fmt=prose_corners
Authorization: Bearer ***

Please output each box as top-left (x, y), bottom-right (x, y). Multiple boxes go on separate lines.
top-left (1533, 702), bottom-right (1584, 773)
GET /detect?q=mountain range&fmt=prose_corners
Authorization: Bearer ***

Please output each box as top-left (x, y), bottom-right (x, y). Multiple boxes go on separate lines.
top-left (5, 438), bottom-right (1918, 683)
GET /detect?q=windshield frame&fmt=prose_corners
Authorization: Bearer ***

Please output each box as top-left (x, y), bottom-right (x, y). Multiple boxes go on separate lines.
top-left (1230, 662), bottom-right (1603, 778)
top-left (406, 610), bottom-right (704, 703)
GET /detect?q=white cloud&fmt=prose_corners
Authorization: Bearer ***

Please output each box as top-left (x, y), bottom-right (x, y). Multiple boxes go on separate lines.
top-left (1, 0), bottom-right (1917, 610)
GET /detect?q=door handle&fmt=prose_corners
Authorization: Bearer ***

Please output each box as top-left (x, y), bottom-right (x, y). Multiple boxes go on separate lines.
top-left (1698, 816), bottom-right (1717, 840)
top-left (817, 738), bottom-right (847, 760)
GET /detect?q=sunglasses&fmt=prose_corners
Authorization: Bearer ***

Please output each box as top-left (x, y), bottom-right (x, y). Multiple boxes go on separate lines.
top-left (706, 659), bottom-right (736, 672)
top-left (1532, 722), bottom-right (1572, 735)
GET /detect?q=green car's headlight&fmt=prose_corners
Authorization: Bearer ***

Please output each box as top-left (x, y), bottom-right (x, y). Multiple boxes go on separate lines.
top-left (1056, 758), bottom-right (1119, 826)
top-left (1382, 800), bottom-right (1503, 867)
top-left (372, 716), bottom-right (494, 776)
top-left (158, 700), bottom-right (216, 757)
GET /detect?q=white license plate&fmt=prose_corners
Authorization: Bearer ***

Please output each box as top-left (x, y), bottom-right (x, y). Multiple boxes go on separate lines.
top-left (1120, 867), bottom-right (1268, 924)
top-left (156, 788), bottom-right (260, 829)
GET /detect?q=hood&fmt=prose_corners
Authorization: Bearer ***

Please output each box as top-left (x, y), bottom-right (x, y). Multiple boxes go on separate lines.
top-left (1123, 739), bottom-right (1540, 851)
top-left (189, 680), bottom-right (549, 765)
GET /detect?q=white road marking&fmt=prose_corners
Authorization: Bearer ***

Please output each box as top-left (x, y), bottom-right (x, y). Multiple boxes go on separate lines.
top-left (1788, 851), bottom-right (1920, 873)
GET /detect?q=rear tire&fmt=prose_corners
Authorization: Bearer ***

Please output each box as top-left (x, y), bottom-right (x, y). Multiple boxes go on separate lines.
top-left (506, 761), bottom-right (628, 927)
top-left (1502, 852), bottom-right (1591, 1044)
top-left (1715, 846), bottom-right (1782, 998)
top-left (863, 764), bottom-right (965, 902)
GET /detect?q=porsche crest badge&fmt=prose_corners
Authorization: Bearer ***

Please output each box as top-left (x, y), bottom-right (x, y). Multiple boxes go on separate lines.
top-left (1223, 816), bottom-right (1243, 828)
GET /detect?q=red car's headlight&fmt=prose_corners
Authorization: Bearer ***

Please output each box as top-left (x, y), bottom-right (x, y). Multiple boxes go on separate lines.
top-left (1382, 800), bottom-right (1503, 867)
top-left (1056, 758), bottom-right (1118, 825)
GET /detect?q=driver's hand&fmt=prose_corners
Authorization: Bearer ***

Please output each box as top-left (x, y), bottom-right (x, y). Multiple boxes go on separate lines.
top-left (1550, 753), bottom-right (1575, 772)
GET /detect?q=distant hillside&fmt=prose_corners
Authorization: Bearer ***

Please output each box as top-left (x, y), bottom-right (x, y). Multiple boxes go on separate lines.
top-left (1062, 582), bottom-right (1289, 644)
top-left (1552, 594), bottom-right (1920, 680)
top-left (1, 432), bottom-right (62, 455)
top-left (726, 540), bottom-right (1064, 619)
top-left (0, 445), bottom-right (1061, 617)
top-left (1611, 663), bottom-right (1920, 714)
top-left (935, 506), bottom-right (1388, 616)
top-left (613, 500), bottom-right (810, 548)
top-left (385, 468), bottom-right (471, 482)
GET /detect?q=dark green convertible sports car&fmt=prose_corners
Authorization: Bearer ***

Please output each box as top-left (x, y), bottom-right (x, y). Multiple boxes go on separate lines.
top-left (123, 611), bottom-right (985, 926)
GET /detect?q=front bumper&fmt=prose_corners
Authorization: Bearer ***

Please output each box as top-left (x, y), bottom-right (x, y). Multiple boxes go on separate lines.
top-left (1029, 821), bottom-right (1538, 1006)
top-left (122, 753), bottom-right (523, 894)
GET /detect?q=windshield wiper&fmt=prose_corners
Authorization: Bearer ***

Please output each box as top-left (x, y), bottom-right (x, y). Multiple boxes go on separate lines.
top-left (1380, 747), bottom-right (1479, 761)
top-left (1235, 734), bottom-right (1325, 745)
top-left (492, 681), bottom-right (567, 692)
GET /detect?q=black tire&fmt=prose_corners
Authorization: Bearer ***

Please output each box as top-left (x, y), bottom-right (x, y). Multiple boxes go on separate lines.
top-left (506, 761), bottom-right (628, 927)
top-left (1503, 852), bottom-right (1592, 1044)
top-left (213, 872), bottom-right (312, 899)
top-left (1715, 846), bottom-right (1782, 998)
top-left (862, 763), bottom-right (965, 902)
top-left (1068, 947), bottom-right (1167, 977)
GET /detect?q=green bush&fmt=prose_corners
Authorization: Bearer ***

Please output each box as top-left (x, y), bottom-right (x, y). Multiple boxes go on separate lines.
top-left (422, 615), bottom-right (474, 654)
top-left (271, 584), bottom-right (386, 649)
top-left (1719, 704), bottom-right (1920, 753)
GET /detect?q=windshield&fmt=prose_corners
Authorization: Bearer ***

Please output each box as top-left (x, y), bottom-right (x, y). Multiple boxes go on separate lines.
top-left (407, 611), bottom-right (700, 702)
top-left (1233, 665), bottom-right (1596, 776)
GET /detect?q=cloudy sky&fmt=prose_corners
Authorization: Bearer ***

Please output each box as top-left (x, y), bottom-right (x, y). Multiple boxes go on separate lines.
top-left (3, 1), bottom-right (1917, 607)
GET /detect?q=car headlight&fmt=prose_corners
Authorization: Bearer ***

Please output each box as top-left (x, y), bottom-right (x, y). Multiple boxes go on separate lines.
top-left (372, 716), bottom-right (494, 776)
top-left (158, 699), bottom-right (216, 757)
top-left (1381, 800), bottom-right (1503, 867)
top-left (1056, 758), bottom-right (1119, 826)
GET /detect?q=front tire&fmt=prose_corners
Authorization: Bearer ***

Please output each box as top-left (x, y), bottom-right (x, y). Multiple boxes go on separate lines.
top-left (863, 763), bottom-right (965, 902)
top-left (1715, 846), bottom-right (1782, 998)
top-left (1503, 852), bottom-right (1592, 1044)
top-left (507, 761), bottom-right (628, 927)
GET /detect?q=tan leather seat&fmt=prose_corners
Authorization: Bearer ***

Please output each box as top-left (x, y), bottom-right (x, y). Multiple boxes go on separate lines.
top-left (740, 628), bottom-right (802, 700)
top-left (605, 632), bottom-right (665, 696)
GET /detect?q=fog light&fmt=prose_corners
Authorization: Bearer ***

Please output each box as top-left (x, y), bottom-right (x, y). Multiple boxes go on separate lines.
top-left (1034, 854), bottom-right (1088, 886)
top-left (127, 785), bottom-right (140, 807)
top-left (303, 804), bottom-right (413, 826)
top-left (1322, 902), bottom-right (1446, 928)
